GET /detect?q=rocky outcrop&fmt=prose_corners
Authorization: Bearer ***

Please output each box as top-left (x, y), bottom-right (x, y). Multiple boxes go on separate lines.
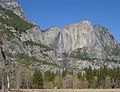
top-left (0, 0), bottom-right (26, 19)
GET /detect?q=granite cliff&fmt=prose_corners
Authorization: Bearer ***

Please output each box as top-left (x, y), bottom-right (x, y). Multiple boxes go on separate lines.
top-left (0, 0), bottom-right (120, 73)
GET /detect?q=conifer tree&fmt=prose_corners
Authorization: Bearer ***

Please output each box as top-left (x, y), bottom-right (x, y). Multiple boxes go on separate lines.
top-left (33, 69), bottom-right (43, 88)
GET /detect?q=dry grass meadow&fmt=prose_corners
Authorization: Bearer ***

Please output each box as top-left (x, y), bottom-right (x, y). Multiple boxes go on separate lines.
top-left (2, 89), bottom-right (120, 92)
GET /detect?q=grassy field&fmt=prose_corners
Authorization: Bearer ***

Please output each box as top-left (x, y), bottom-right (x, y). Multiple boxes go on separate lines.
top-left (2, 89), bottom-right (120, 92)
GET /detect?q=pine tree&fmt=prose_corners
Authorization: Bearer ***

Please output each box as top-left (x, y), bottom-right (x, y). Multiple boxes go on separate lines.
top-left (62, 69), bottom-right (67, 78)
top-left (33, 69), bottom-right (43, 88)
top-left (44, 70), bottom-right (54, 82)
top-left (77, 72), bottom-right (83, 80)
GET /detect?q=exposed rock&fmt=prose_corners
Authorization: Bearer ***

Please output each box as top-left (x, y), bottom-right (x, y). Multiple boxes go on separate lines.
top-left (44, 20), bottom-right (117, 59)
top-left (0, 0), bottom-right (120, 72)
top-left (43, 27), bottom-right (61, 49)
top-left (0, 0), bottom-right (26, 19)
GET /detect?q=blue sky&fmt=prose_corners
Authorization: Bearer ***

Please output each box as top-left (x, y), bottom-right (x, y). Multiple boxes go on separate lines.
top-left (17, 0), bottom-right (120, 43)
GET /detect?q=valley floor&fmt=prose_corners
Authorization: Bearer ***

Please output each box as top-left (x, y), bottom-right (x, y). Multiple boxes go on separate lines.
top-left (1, 89), bottom-right (120, 92)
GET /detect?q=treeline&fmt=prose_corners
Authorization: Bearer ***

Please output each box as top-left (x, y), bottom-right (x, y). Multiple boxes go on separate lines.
top-left (1, 66), bottom-right (120, 89)
top-left (32, 66), bottom-right (120, 89)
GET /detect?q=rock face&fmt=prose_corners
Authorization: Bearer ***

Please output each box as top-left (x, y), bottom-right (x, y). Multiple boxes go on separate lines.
top-left (42, 20), bottom-right (120, 71)
top-left (0, 0), bottom-right (59, 72)
top-left (43, 27), bottom-right (61, 50)
top-left (0, 0), bottom-right (26, 19)
top-left (44, 20), bottom-right (117, 59)
top-left (0, 0), bottom-right (120, 72)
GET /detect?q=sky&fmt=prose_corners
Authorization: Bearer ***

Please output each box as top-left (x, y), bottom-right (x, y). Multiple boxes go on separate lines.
top-left (17, 0), bottom-right (120, 43)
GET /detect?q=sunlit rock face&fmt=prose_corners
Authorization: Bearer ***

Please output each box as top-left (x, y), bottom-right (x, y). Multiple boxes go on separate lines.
top-left (20, 26), bottom-right (44, 44)
top-left (0, 0), bottom-right (26, 19)
top-left (42, 20), bottom-right (120, 70)
top-left (62, 20), bottom-right (94, 51)
top-left (43, 27), bottom-right (61, 49)
top-left (43, 20), bottom-right (117, 59)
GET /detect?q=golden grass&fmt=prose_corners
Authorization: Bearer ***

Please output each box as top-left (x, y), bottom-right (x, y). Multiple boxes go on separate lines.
top-left (4, 89), bottom-right (120, 92)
